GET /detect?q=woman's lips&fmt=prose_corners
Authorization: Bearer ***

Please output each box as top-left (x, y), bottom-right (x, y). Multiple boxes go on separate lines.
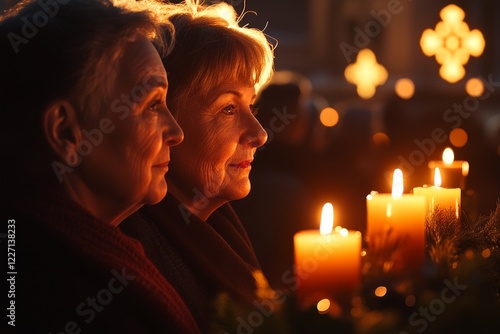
top-left (153, 161), bottom-right (170, 169)
top-left (229, 160), bottom-right (252, 168)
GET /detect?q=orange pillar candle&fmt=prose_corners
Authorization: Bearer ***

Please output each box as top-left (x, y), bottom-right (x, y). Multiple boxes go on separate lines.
top-left (294, 203), bottom-right (362, 309)
top-left (428, 147), bottom-right (469, 190)
top-left (366, 169), bottom-right (426, 275)
top-left (413, 167), bottom-right (461, 218)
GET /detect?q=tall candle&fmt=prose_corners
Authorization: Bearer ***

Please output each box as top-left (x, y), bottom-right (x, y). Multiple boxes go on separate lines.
top-left (366, 169), bottom-right (426, 276)
top-left (428, 147), bottom-right (469, 190)
top-left (413, 167), bottom-right (461, 218)
top-left (294, 203), bottom-right (362, 309)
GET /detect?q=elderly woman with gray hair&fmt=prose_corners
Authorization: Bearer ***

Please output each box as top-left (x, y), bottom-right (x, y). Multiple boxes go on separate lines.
top-left (0, 0), bottom-right (199, 332)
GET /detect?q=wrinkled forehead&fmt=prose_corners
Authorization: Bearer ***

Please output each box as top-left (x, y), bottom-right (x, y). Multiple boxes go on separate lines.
top-left (117, 36), bottom-right (167, 90)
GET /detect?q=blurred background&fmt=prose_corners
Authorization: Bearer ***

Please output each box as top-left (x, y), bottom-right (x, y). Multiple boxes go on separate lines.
top-left (3, 0), bottom-right (499, 289)
top-left (226, 0), bottom-right (500, 289)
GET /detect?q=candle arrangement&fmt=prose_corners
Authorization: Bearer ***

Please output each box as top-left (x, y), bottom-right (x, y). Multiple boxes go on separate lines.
top-left (284, 152), bottom-right (500, 334)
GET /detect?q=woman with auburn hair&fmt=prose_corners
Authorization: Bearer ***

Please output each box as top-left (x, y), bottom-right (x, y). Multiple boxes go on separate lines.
top-left (1, 0), bottom-right (199, 332)
top-left (120, 0), bottom-right (285, 332)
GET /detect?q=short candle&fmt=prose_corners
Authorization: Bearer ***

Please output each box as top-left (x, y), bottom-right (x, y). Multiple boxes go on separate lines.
top-left (294, 203), bottom-right (362, 309)
top-left (428, 147), bottom-right (469, 190)
top-left (413, 167), bottom-right (461, 218)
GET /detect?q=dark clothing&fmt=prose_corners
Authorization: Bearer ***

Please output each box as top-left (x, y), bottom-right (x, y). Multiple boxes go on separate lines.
top-left (121, 193), bottom-right (281, 333)
top-left (4, 187), bottom-right (200, 334)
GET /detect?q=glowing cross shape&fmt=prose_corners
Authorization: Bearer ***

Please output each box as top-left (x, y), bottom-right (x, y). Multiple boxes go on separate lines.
top-left (420, 4), bottom-right (485, 83)
top-left (344, 49), bottom-right (388, 99)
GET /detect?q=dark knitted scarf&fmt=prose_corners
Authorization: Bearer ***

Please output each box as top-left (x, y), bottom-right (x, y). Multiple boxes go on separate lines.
top-left (138, 192), bottom-right (263, 305)
top-left (7, 186), bottom-right (200, 334)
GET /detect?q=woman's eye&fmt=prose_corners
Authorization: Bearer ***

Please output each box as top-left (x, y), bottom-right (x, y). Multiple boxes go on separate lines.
top-left (147, 100), bottom-right (162, 113)
top-left (222, 104), bottom-right (236, 115)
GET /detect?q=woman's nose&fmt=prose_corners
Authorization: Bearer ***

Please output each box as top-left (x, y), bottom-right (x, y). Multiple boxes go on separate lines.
top-left (162, 107), bottom-right (184, 146)
top-left (243, 113), bottom-right (268, 148)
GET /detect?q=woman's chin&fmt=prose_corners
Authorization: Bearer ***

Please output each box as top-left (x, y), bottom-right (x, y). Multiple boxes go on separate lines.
top-left (228, 184), bottom-right (251, 201)
top-left (146, 184), bottom-right (168, 205)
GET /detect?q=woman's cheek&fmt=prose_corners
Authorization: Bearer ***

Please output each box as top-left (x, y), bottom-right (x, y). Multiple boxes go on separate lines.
top-left (208, 163), bottom-right (230, 197)
top-left (135, 126), bottom-right (163, 159)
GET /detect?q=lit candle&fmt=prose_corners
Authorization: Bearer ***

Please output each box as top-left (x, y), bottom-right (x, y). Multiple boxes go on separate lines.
top-left (428, 147), bottom-right (469, 190)
top-left (366, 169), bottom-right (426, 275)
top-left (413, 167), bottom-right (461, 218)
top-left (293, 203), bottom-right (362, 309)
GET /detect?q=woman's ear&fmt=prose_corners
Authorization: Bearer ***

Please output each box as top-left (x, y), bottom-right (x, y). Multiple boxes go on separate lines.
top-left (42, 101), bottom-right (82, 167)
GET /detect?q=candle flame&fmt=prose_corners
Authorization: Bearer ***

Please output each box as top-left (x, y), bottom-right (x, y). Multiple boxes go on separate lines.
top-left (442, 147), bottom-right (454, 164)
top-left (320, 202), bottom-right (334, 235)
top-left (434, 167), bottom-right (442, 187)
top-left (392, 169), bottom-right (404, 199)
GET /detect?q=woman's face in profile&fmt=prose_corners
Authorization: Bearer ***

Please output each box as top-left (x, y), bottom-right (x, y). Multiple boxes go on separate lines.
top-left (168, 81), bottom-right (268, 203)
top-left (81, 36), bottom-right (183, 209)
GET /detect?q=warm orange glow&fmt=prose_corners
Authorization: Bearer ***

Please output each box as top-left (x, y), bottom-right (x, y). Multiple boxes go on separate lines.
top-left (320, 203), bottom-right (334, 235)
top-left (462, 161), bottom-right (470, 176)
top-left (374, 286), bottom-right (387, 297)
top-left (392, 169), bottom-right (404, 199)
top-left (317, 299), bottom-right (330, 314)
top-left (442, 147), bottom-right (455, 164)
top-left (465, 77), bottom-right (484, 97)
top-left (339, 228), bottom-right (349, 237)
top-left (319, 107), bottom-right (339, 127)
top-left (366, 189), bottom-right (426, 275)
top-left (450, 128), bottom-right (468, 147)
top-left (344, 49), bottom-right (388, 99)
top-left (420, 4), bottom-right (485, 83)
top-left (394, 78), bottom-right (415, 99)
top-left (434, 167), bottom-right (442, 187)
top-left (372, 132), bottom-right (390, 146)
top-left (405, 295), bottom-right (416, 307)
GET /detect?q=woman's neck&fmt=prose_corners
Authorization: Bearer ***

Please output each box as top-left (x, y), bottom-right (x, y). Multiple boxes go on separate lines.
top-left (165, 178), bottom-right (226, 222)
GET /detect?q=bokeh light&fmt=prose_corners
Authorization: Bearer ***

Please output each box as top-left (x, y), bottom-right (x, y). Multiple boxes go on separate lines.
top-left (449, 128), bottom-right (468, 147)
top-left (344, 49), bottom-right (388, 99)
top-left (465, 77), bottom-right (484, 97)
top-left (319, 107), bottom-right (339, 127)
top-left (482, 248), bottom-right (491, 258)
top-left (395, 78), bottom-right (415, 99)
top-left (317, 298), bottom-right (330, 314)
top-left (405, 295), bottom-right (416, 307)
top-left (420, 4), bottom-right (485, 83)
top-left (374, 286), bottom-right (387, 297)
top-left (372, 132), bottom-right (390, 146)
